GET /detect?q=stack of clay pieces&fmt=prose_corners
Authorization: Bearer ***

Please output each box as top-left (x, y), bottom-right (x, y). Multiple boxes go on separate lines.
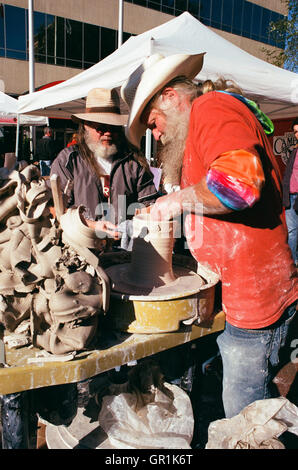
top-left (0, 165), bottom-right (108, 354)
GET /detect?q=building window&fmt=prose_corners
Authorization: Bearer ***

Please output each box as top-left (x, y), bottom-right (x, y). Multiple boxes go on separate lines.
top-left (133, 0), bottom-right (148, 7)
top-left (127, 0), bottom-right (286, 48)
top-left (242, 1), bottom-right (252, 38)
top-left (148, 1), bottom-right (161, 11)
top-left (101, 27), bottom-right (116, 60)
top-left (5, 5), bottom-right (27, 60)
top-left (84, 23), bottom-right (99, 68)
top-left (199, 0), bottom-right (212, 26)
top-left (175, 1), bottom-right (187, 14)
top-left (45, 15), bottom-right (55, 64)
top-left (269, 11), bottom-right (285, 48)
top-left (33, 11), bottom-right (46, 63)
top-left (66, 19), bottom-right (83, 68)
top-left (211, 0), bottom-right (222, 29)
top-left (251, 3), bottom-right (262, 42)
top-left (260, 7), bottom-right (271, 43)
top-left (221, 0), bottom-right (233, 33)
top-left (188, 1), bottom-right (199, 17)
top-left (161, 0), bottom-right (174, 15)
top-left (0, 4), bottom-right (133, 69)
top-left (231, 0), bottom-right (243, 35)
top-left (0, 3), bottom-right (5, 57)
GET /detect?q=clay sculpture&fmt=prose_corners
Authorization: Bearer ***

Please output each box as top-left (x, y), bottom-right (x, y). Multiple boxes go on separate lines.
top-left (0, 165), bottom-right (109, 354)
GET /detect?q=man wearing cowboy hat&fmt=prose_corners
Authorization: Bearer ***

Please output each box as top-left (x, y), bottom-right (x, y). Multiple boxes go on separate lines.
top-left (51, 88), bottom-right (158, 238)
top-left (121, 53), bottom-right (297, 420)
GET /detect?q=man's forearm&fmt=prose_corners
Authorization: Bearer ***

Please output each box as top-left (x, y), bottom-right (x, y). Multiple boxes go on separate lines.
top-left (150, 178), bottom-right (232, 221)
top-left (182, 178), bottom-right (232, 215)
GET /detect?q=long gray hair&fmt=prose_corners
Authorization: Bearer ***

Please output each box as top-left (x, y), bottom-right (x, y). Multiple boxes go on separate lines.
top-left (198, 77), bottom-right (244, 95)
top-left (150, 75), bottom-right (244, 111)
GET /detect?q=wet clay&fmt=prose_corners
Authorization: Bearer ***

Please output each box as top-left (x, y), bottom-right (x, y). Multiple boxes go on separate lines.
top-left (106, 214), bottom-right (204, 300)
top-left (127, 214), bottom-right (176, 288)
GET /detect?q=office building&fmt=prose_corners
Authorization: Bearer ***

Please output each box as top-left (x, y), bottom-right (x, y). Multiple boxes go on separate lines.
top-left (0, 0), bottom-right (288, 96)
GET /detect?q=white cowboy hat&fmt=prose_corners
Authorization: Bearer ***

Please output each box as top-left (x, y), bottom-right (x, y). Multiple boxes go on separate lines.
top-left (120, 52), bottom-right (205, 148)
top-left (72, 88), bottom-right (128, 126)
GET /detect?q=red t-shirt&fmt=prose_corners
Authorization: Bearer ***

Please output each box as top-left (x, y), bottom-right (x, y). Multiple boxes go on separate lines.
top-left (181, 91), bottom-right (297, 328)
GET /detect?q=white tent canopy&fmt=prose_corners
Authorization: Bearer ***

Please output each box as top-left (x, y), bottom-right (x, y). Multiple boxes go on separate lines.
top-left (17, 12), bottom-right (298, 121)
top-left (0, 91), bottom-right (47, 125)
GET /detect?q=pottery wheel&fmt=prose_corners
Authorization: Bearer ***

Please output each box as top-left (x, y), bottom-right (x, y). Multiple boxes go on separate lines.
top-left (105, 263), bottom-right (204, 301)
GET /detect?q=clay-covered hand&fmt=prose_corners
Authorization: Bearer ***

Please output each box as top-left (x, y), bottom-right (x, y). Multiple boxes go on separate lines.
top-left (149, 192), bottom-right (183, 221)
top-left (84, 218), bottom-right (121, 240)
top-left (149, 179), bottom-right (231, 220)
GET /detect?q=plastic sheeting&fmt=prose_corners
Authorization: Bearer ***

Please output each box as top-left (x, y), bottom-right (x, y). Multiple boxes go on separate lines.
top-left (206, 397), bottom-right (298, 449)
top-left (98, 382), bottom-right (194, 449)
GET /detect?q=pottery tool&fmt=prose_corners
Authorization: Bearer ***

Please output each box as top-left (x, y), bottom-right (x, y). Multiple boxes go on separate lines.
top-left (50, 173), bottom-right (65, 221)
top-left (63, 178), bottom-right (73, 206)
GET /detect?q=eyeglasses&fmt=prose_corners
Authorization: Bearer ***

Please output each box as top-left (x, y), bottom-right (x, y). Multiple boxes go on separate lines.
top-left (85, 122), bottom-right (122, 133)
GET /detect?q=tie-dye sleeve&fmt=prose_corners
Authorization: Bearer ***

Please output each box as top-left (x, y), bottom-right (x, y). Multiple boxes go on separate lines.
top-left (206, 150), bottom-right (265, 211)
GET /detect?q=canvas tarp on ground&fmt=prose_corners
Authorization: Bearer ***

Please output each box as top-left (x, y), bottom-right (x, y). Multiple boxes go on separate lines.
top-left (17, 12), bottom-right (298, 121)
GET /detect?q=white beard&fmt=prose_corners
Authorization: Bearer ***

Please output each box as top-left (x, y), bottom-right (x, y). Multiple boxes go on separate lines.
top-left (86, 141), bottom-right (118, 160)
top-left (158, 108), bottom-right (190, 185)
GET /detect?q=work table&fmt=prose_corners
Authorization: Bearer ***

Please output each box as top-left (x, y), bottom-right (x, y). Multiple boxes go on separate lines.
top-left (0, 311), bottom-right (225, 395)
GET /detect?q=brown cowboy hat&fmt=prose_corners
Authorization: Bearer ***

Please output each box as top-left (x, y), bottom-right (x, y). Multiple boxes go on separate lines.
top-left (71, 88), bottom-right (128, 126)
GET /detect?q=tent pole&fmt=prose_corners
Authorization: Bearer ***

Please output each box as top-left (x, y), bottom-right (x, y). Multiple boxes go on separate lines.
top-left (15, 116), bottom-right (20, 158)
top-left (118, 0), bottom-right (123, 48)
top-left (145, 38), bottom-right (154, 164)
top-left (28, 0), bottom-right (36, 159)
top-left (28, 0), bottom-right (35, 93)
top-left (145, 129), bottom-right (151, 164)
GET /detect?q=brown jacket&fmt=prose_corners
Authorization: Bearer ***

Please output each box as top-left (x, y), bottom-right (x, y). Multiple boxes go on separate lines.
top-left (50, 145), bottom-right (159, 224)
